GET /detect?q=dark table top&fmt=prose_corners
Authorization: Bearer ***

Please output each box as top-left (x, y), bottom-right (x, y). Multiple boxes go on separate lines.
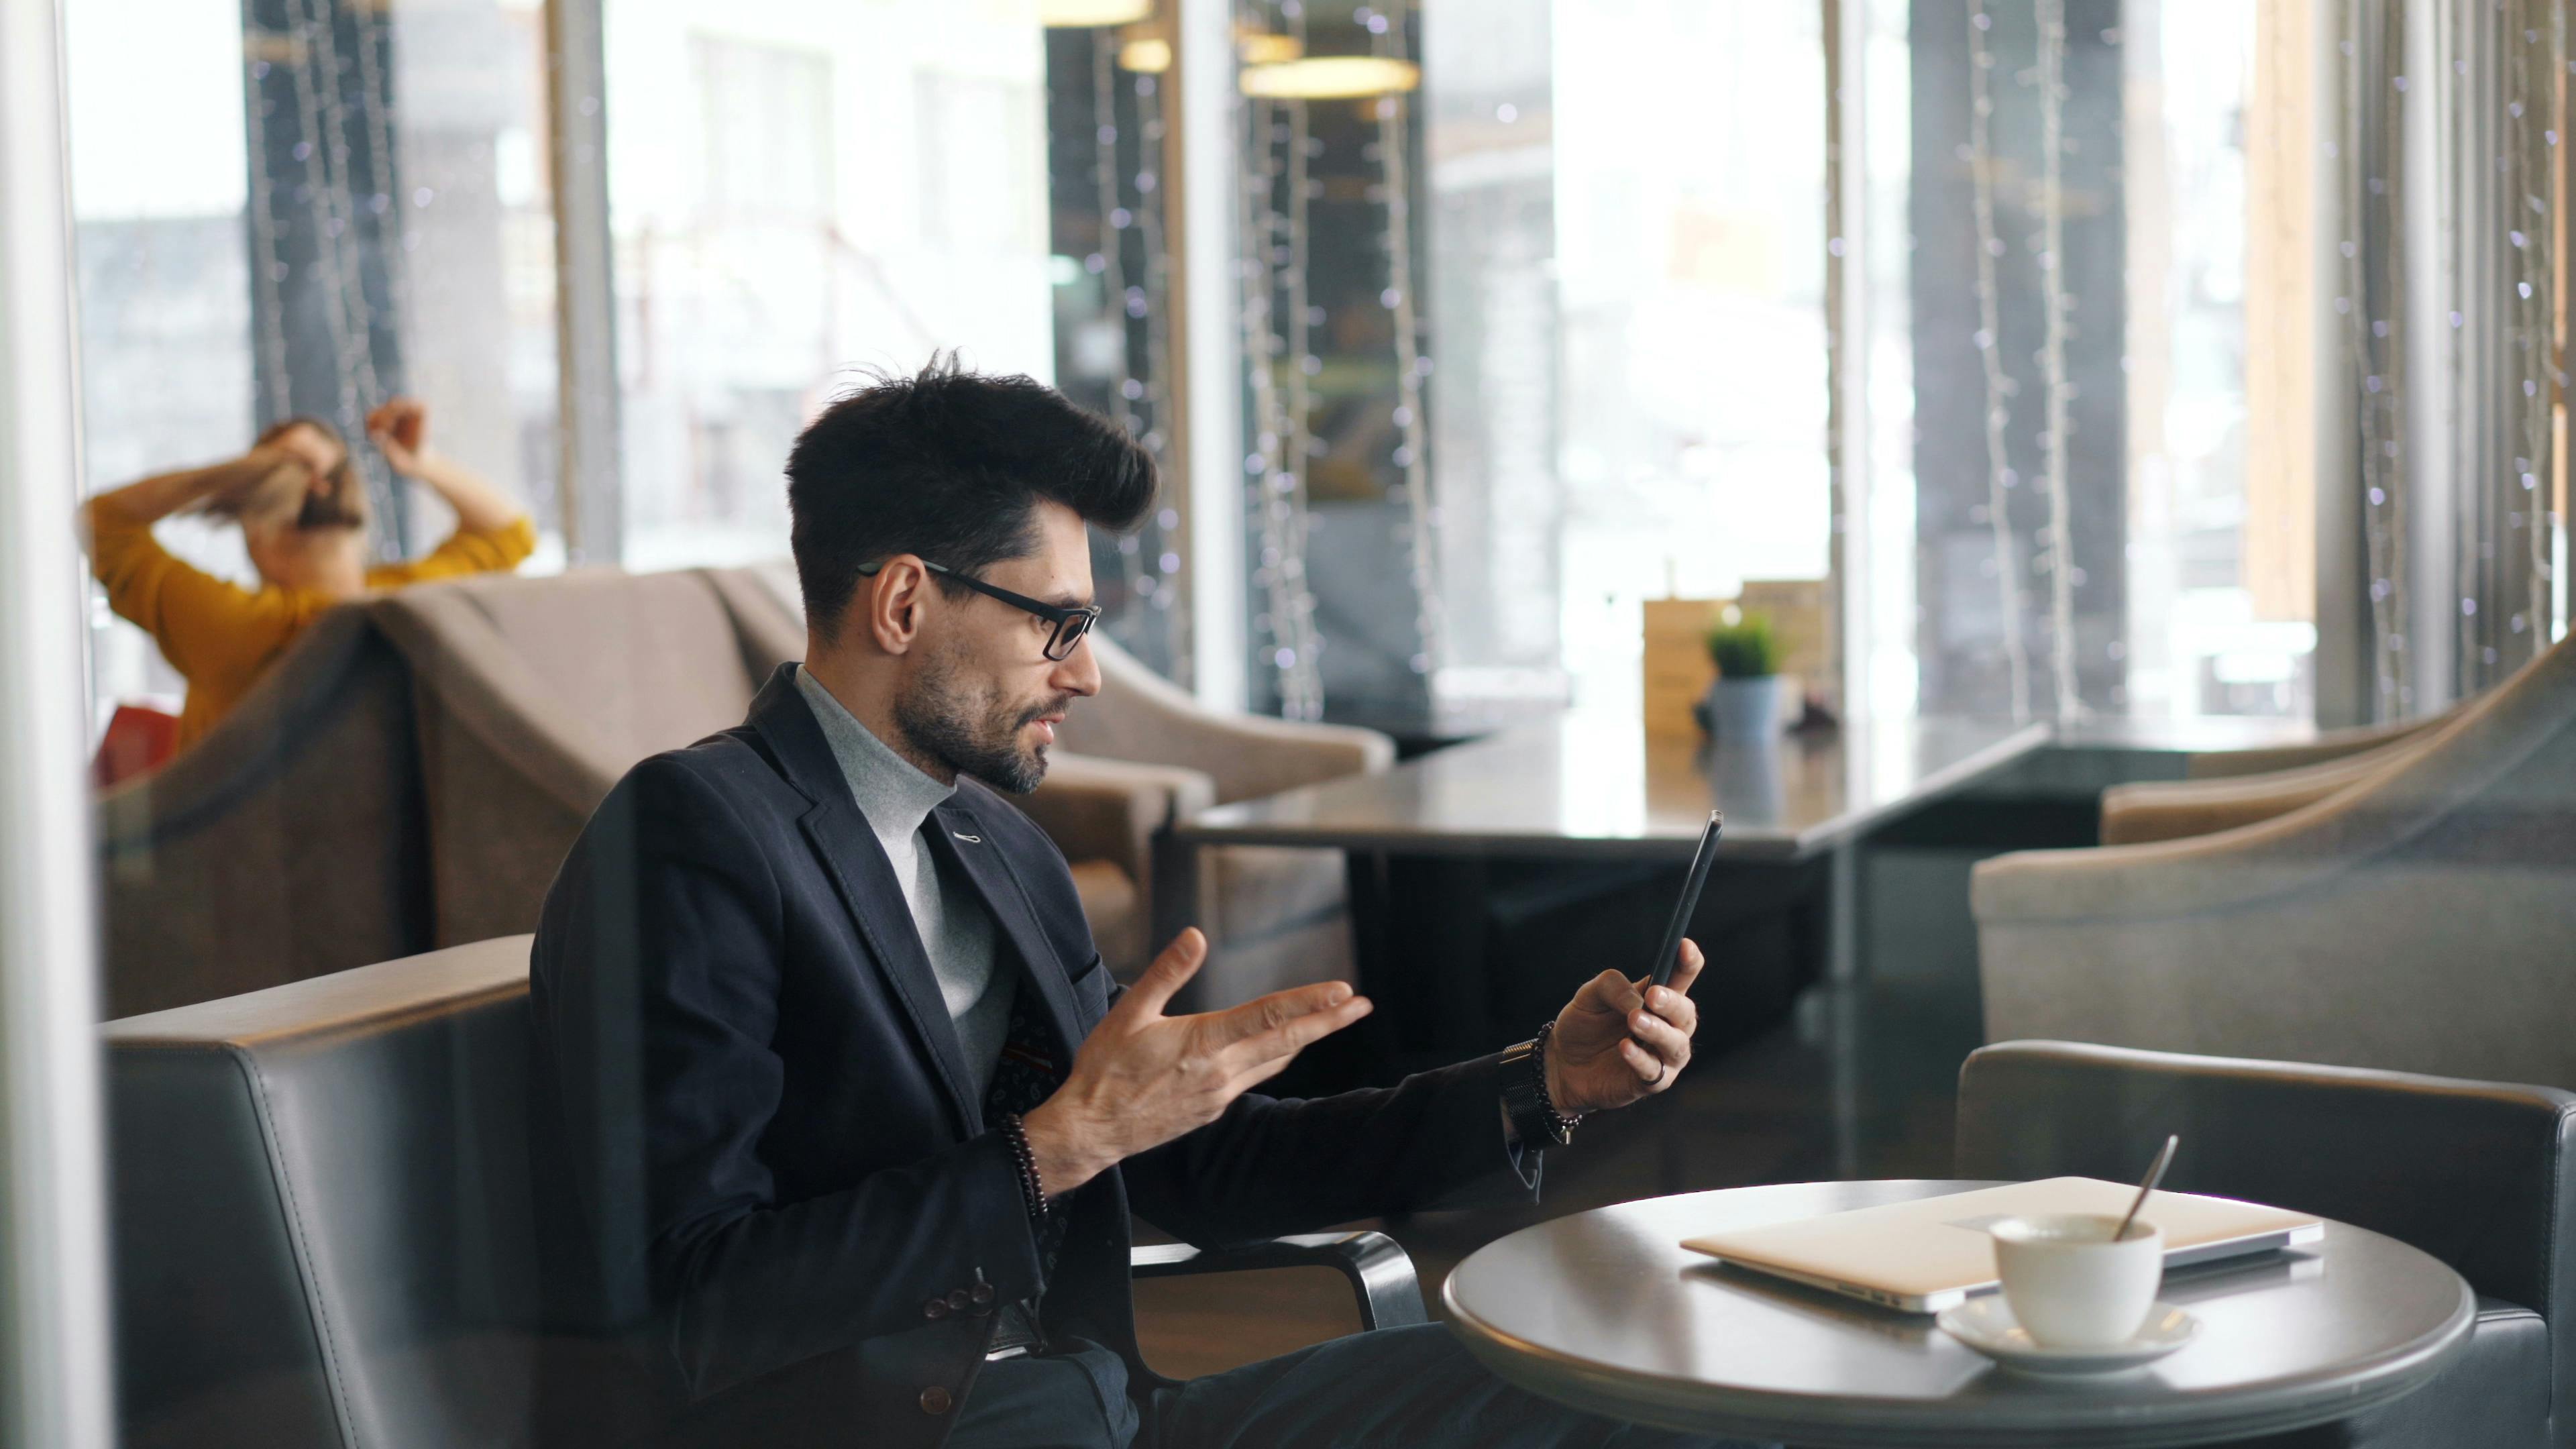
top-left (1441, 1180), bottom-right (2476, 1448)
top-left (1176, 715), bottom-right (2053, 861)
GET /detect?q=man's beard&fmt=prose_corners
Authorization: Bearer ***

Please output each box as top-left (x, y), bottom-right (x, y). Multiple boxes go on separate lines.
top-left (894, 646), bottom-right (1067, 795)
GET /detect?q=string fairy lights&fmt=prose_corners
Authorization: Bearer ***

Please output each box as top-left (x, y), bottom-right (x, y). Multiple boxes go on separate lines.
top-left (1961, 0), bottom-right (2072, 722)
top-left (2327, 0), bottom-right (2576, 718)
top-left (1234, 0), bottom-right (1325, 718)
top-left (1224, 0), bottom-right (1440, 716)
top-left (1090, 34), bottom-right (1147, 612)
top-left (253, 0), bottom-right (407, 554)
top-left (1371, 0), bottom-right (1443, 683)
top-left (1131, 60), bottom-right (1189, 671)
top-left (1949, 0), bottom-right (2574, 724)
top-left (243, 40), bottom-right (294, 424)
top-left (1059, 20), bottom-right (1186, 674)
top-left (2337, 5), bottom-right (2410, 718)
top-left (2034, 0), bottom-right (2079, 722)
top-left (1966, 0), bottom-right (2033, 723)
top-left (2499, 3), bottom-right (2558, 681)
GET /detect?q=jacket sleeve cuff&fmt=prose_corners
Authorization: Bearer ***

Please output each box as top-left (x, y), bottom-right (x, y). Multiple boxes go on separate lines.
top-left (960, 1128), bottom-right (1051, 1305)
top-left (1417, 1052), bottom-right (1546, 1211)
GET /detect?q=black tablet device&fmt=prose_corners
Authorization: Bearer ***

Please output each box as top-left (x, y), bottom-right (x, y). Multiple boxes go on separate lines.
top-left (1650, 812), bottom-right (1723, 989)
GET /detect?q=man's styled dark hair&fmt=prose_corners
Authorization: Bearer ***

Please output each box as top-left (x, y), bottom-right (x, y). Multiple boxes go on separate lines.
top-left (786, 357), bottom-right (1157, 641)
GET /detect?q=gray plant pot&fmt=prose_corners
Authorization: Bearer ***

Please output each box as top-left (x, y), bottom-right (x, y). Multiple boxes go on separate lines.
top-left (1705, 675), bottom-right (1782, 742)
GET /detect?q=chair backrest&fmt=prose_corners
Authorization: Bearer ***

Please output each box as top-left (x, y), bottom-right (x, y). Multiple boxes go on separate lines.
top-left (694, 560), bottom-right (807, 671)
top-left (109, 938), bottom-right (551, 1449)
top-left (1957, 1040), bottom-right (2576, 1444)
top-left (395, 569), bottom-right (767, 768)
top-left (371, 569), bottom-right (796, 949)
top-left (1976, 628), bottom-right (2576, 1085)
top-left (91, 569), bottom-right (789, 1020)
top-left (94, 606), bottom-right (433, 1018)
top-left (1060, 632), bottom-right (1393, 803)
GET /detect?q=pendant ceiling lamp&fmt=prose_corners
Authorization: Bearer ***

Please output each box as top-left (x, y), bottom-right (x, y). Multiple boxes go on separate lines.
top-left (1238, 54), bottom-right (1419, 99)
top-left (1238, 32), bottom-right (1303, 64)
top-left (1041, 0), bottom-right (1154, 28)
top-left (1118, 27), bottom-right (1173, 72)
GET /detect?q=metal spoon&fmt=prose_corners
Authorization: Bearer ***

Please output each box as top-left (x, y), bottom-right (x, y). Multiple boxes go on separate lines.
top-left (2114, 1134), bottom-right (2181, 1242)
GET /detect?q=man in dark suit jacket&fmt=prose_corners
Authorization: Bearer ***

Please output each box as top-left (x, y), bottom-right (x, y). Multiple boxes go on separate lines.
top-left (530, 361), bottom-right (1721, 1448)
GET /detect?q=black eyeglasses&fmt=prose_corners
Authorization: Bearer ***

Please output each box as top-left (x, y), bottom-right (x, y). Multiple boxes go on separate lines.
top-left (857, 558), bottom-right (1102, 662)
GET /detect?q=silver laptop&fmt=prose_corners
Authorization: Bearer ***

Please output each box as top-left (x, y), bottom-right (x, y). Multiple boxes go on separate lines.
top-left (1681, 1177), bottom-right (2326, 1313)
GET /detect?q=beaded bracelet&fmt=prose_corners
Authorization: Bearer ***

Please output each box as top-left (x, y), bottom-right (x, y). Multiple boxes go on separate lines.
top-left (1532, 1020), bottom-right (1582, 1136)
top-left (998, 1112), bottom-right (1050, 1222)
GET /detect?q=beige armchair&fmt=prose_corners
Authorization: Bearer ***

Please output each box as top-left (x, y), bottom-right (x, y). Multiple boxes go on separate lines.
top-left (93, 606), bottom-right (433, 1018)
top-left (1975, 630), bottom-right (2576, 1087)
top-left (2098, 732), bottom-right (2436, 845)
top-left (698, 565), bottom-right (1393, 998)
top-left (371, 568), bottom-right (795, 950)
top-left (2097, 648), bottom-right (2557, 845)
top-left (1053, 633), bottom-right (1393, 1007)
top-left (2171, 710), bottom-right (2455, 779)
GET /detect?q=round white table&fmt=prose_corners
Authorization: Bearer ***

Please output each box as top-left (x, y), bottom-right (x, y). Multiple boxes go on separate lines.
top-left (1442, 1181), bottom-right (2477, 1448)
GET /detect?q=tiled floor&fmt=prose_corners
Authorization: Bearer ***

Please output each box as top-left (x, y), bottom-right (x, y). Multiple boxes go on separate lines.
top-left (1133, 978), bottom-right (1980, 1380)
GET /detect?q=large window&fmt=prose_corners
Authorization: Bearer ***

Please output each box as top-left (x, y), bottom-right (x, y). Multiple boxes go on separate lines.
top-left (1546, 0), bottom-right (1831, 714)
top-left (1862, 0), bottom-right (2313, 725)
top-left (2126, 0), bottom-right (2313, 720)
top-left (604, 0), bottom-right (1055, 570)
top-left (1238, 0), bottom-right (1832, 723)
top-left (67, 0), bottom-right (562, 722)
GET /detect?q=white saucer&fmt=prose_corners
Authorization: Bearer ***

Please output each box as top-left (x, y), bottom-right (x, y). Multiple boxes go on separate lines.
top-left (1937, 1297), bottom-right (2200, 1375)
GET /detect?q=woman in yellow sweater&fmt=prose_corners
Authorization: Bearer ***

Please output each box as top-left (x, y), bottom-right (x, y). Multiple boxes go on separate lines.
top-left (86, 397), bottom-right (536, 752)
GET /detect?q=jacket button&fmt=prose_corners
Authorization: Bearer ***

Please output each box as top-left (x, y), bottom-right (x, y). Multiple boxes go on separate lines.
top-left (946, 1289), bottom-right (971, 1312)
top-left (923, 1297), bottom-right (949, 1320)
top-left (919, 1387), bottom-right (953, 1416)
top-left (969, 1283), bottom-right (996, 1307)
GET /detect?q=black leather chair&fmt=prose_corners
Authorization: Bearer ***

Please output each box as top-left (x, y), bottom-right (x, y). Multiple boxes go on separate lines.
top-left (1958, 1040), bottom-right (2575, 1449)
top-left (107, 937), bottom-right (1424, 1448)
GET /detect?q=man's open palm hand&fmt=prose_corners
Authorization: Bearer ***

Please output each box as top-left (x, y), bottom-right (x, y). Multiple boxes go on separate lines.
top-left (1020, 929), bottom-right (1373, 1196)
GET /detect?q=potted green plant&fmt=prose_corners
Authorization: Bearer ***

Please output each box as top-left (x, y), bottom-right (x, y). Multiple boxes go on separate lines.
top-left (1701, 607), bottom-right (1782, 741)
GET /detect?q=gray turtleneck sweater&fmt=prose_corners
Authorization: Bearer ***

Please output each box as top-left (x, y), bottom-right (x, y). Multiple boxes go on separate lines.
top-left (794, 667), bottom-right (1013, 1099)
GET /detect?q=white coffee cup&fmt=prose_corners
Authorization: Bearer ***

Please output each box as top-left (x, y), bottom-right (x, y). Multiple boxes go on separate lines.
top-left (1988, 1213), bottom-right (2164, 1349)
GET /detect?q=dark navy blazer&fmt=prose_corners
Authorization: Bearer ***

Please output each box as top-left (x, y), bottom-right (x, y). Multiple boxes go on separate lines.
top-left (529, 664), bottom-right (1531, 1448)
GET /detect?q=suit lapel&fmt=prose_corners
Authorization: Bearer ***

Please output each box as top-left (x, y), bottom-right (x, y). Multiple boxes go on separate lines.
top-left (926, 796), bottom-right (1083, 1062)
top-left (749, 665), bottom-right (983, 1137)
top-left (799, 801), bottom-right (983, 1135)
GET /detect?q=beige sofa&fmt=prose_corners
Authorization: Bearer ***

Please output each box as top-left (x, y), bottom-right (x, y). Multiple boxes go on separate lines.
top-left (700, 564), bottom-right (1393, 1002)
top-left (1975, 629), bottom-right (2576, 1086)
top-left (97, 570), bottom-right (800, 1018)
top-left (99, 559), bottom-right (1375, 1018)
top-left (94, 606), bottom-right (431, 1018)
